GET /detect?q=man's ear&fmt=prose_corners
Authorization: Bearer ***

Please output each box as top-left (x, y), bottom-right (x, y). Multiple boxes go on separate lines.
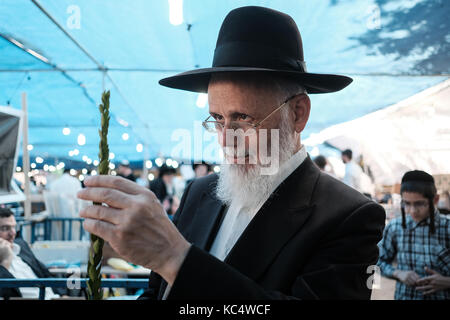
top-left (291, 94), bottom-right (311, 133)
top-left (434, 194), bottom-right (440, 206)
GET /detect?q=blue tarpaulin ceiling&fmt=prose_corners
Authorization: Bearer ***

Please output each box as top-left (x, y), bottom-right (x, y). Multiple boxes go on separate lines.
top-left (0, 0), bottom-right (449, 164)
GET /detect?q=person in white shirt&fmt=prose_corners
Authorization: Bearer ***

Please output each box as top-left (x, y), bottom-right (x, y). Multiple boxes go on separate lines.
top-left (341, 149), bottom-right (364, 190)
top-left (341, 149), bottom-right (375, 197)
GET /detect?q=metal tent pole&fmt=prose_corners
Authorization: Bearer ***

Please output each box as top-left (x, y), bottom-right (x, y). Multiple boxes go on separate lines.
top-left (21, 92), bottom-right (32, 227)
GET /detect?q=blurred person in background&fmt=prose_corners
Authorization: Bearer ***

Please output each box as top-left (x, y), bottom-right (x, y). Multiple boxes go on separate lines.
top-left (0, 208), bottom-right (67, 299)
top-left (313, 155), bottom-right (337, 179)
top-left (341, 149), bottom-right (375, 198)
top-left (149, 164), bottom-right (176, 202)
top-left (186, 161), bottom-right (211, 186)
top-left (341, 149), bottom-right (363, 191)
top-left (117, 160), bottom-right (136, 182)
top-left (162, 195), bottom-right (180, 220)
top-left (377, 170), bottom-right (450, 299)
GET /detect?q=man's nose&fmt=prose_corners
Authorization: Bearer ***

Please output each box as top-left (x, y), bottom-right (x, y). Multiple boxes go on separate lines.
top-left (408, 205), bottom-right (419, 214)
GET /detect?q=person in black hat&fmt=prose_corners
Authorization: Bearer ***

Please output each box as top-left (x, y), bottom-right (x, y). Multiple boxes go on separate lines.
top-left (185, 161), bottom-right (212, 187)
top-left (149, 164), bottom-right (177, 202)
top-left (377, 170), bottom-right (450, 299)
top-left (117, 160), bottom-right (136, 182)
top-left (77, 6), bottom-right (385, 300)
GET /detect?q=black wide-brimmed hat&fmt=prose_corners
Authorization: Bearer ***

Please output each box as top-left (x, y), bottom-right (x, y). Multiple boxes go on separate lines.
top-left (159, 6), bottom-right (352, 94)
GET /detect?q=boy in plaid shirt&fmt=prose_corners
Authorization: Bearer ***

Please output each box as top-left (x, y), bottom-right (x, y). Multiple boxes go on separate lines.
top-left (377, 170), bottom-right (450, 299)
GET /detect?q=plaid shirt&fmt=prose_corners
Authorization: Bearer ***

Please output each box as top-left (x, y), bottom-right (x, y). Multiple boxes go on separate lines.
top-left (377, 210), bottom-right (450, 300)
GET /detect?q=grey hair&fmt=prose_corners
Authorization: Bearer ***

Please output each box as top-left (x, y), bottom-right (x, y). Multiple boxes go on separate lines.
top-left (209, 72), bottom-right (306, 103)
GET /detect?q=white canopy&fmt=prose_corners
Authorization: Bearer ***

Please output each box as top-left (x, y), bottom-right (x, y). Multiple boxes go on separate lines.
top-left (305, 79), bottom-right (450, 186)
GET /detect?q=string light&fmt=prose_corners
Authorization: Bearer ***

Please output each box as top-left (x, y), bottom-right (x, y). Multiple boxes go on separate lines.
top-left (77, 134), bottom-right (86, 146)
top-left (196, 93), bottom-right (208, 108)
top-left (168, 0), bottom-right (183, 26)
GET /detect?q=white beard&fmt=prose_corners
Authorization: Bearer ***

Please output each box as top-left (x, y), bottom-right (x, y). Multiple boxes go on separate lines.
top-left (215, 110), bottom-right (297, 209)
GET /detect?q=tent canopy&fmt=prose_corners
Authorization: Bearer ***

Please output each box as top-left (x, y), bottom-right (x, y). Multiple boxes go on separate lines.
top-left (0, 0), bottom-right (448, 165)
top-left (305, 79), bottom-right (450, 185)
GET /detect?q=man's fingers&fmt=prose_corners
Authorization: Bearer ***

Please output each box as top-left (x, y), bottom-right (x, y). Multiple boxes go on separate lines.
top-left (83, 175), bottom-right (143, 195)
top-left (80, 205), bottom-right (122, 225)
top-left (424, 267), bottom-right (438, 275)
top-left (83, 218), bottom-right (115, 243)
top-left (77, 187), bottom-right (132, 209)
top-left (416, 276), bottom-right (433, 285)
top-left (423, 289), bottom-right (436, 295)
top-left (416, 285), bottom-right (433, 291)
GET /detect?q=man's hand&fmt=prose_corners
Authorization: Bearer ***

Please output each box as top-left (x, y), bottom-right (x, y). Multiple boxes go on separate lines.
top-left (393, 270), bottom-right (420, 286)
top-left (77, 175), bottom-right (191, 286)
top-left (0, 238), bottom-right (13, 269)
top-left (416, 267), bottom-right (450, 295)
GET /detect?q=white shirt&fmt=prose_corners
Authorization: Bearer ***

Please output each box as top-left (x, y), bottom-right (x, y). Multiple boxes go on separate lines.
top-left (209, 146), bottom-right (308, 261)
top-left (342, 161), bottom-right (363, 191)
top-left (8, 243), bottom-right (59, 300)
top-left (48, 173), bottom-right (82, 194)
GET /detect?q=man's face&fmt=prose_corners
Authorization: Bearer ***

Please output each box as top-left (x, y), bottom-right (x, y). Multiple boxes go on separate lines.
top-left (208, 80), bottom-right (287, 167)
top-left (0, 215), bottom-right (17, 244)
top-left (342, 155), bottom-right (349, 164)
top-left (195, 165), bottom-right (208, 177)
top-left (401, 192), bottom-right (431, 223)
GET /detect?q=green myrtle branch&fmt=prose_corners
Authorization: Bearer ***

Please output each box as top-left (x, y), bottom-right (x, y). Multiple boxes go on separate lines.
top-left (87, 90), bottom-right (110, 300)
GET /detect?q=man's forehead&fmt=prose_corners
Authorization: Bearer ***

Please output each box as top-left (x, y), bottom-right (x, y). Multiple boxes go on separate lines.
top-left (208, 84), bottom-right (275, 115)
top-left (402, 192), bottom-right (427, 201)
top-left (0, 216), bottom-right (16, 225)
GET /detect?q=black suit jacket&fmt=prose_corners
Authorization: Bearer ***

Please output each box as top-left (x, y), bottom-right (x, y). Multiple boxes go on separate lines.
top-left (140, 157), bottom-right (386, 300)
top-left (150, 177), bottom-right (169, 202)
top-left (0, 238), bottom-right (66, 298)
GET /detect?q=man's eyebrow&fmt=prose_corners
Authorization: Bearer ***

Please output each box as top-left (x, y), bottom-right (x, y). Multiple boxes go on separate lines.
top-left (209, 111), bottom-right (253, 119)
top-left (209, 112), bottom-right (222, 117)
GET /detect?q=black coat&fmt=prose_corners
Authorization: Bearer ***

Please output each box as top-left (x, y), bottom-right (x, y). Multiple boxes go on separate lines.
top-left (0, 238), bottom-right (66, 298)
top-left (150, 177), bottom-right (169, 202)
top-left (139, 157), bottom-right (386, 300)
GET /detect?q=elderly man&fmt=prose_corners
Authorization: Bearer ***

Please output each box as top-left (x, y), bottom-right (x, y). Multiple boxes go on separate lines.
top-left (77, 6), bottom-right (385, 300)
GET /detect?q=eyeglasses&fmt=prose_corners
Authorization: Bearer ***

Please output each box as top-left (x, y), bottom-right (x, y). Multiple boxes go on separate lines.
top-left (202, 94), bottom-right (298, 133)
top-left (0, 225), bottom-right (17, 232)
top-left (401, 200), bottom-right (429, 210)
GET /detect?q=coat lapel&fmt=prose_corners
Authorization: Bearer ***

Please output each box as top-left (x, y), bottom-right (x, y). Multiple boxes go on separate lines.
top-left (224, 157), bottom-right (320, 281)
top-left (187, 182), bottom-right (227, 251)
